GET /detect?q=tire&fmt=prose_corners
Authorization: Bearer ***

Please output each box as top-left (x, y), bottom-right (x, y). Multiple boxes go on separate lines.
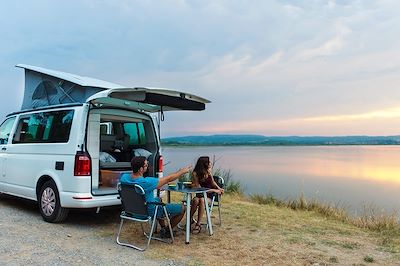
top-left (38, 180), bottom-right (69, 223)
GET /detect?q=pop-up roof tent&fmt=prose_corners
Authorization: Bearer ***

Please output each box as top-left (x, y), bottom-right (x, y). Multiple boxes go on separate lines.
top-left (16, 64), bottom-right (210, 112)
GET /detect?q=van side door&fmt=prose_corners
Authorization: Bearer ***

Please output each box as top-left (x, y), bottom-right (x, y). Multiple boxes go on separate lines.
top-left (6, 110), bottom-right (74, 199)
top-left (0, 116), bottom-right (16, 188)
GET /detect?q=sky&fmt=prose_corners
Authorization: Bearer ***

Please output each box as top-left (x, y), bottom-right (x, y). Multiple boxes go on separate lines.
top-left (1, 0), bottom-right (400, 137)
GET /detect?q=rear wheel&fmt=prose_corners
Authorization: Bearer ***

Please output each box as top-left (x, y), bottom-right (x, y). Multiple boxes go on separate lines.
top-left (38, 180), bottom-right (69, 223)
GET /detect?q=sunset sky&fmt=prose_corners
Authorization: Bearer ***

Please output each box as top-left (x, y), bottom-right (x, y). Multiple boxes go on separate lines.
top-left (1, 1), bottom-right (400, 137)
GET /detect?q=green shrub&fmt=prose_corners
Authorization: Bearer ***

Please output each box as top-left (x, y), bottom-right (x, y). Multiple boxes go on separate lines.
top-left (364, 255), bottom-right (374, 263)
top-left (178, 171), bottom-right (192, 182)
top-left (213, 168), bottom-right (243, 194)
top-left (250, 194), bottom-right (277, 205)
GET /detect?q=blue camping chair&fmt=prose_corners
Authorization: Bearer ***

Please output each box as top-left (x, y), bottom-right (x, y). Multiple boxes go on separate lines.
top-left (116, 183), bottom-right (174, 251)
top-left (209, 175), bottom-right (224, 226)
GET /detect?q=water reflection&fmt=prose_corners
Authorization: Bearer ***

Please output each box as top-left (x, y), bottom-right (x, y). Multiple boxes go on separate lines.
top-left (162, 145), bottom-right (400, 214)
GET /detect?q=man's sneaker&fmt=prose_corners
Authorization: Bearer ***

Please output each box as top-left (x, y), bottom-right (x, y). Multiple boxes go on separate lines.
top-left (159, 227), bottom-right (172, 238)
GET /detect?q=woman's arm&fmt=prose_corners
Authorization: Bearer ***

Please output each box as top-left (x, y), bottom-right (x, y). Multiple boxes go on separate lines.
top-left (210, 176), bottom-right (224, 194)
top-left (210, 177), bottom-right (220, 189)
top-left (192, 171), bottom-right (201, 188)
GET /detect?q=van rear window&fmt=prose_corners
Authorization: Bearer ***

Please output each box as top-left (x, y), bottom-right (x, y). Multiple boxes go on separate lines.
top-left (13, 110), bottom-right (74, 143)
top-left (123, 122), bottom-right (146, 145)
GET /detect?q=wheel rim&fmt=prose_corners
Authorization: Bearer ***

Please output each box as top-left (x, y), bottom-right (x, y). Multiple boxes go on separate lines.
top-left (41, 187), bottom-right (56, 216)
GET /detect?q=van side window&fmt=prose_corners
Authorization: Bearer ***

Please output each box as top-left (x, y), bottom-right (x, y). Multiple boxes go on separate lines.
top-left (13, 110), bottom-right (74, 143)
top-left (0, 117), bottom-right (16, 144)
top-left (123, 122), bottom-right (146, 145)
top-left (100, 124), bottom-right (108, 135)
top-left (100, 122), bottom-right (112, 135)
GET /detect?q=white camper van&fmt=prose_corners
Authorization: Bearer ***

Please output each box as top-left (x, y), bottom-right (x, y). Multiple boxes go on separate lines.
top-left (0, 64), bottom-right (209, 222)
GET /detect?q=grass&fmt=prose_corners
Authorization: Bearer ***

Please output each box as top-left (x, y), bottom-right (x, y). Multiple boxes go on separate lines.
top-left (213, 168), bottom-right (243, 194)
top-left (329, 256), bottom-right (339, 263)
top-left (133, 193), bottom-right (400, 265)
top-left (145, 168), bottom-right (400, 264)
top-left (364, 255), bottom-right (375, 263)
top-left (213, 165), bottom-right (399, 233)
top-left (249, 192), bottom-right (399, 233)
top-left (354, 204), bottom-right (399, 231)
top-left (215, 167), bottom-right (399, 241)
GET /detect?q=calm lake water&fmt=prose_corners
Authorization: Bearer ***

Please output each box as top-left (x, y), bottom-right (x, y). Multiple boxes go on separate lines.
top-left (162, 145), bottom-right (400, 215)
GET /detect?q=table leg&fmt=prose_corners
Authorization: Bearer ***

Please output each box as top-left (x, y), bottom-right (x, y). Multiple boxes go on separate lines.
top-left (167, 190), bottom-right (171, 203)
top-left (185, 193), bottom-right (191, 244)
top-left (203, 192), bottom-right (213, 236)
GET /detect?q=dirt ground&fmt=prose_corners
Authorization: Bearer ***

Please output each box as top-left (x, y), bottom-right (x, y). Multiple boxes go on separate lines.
top-left (0, 193), bottom-right (178, 265)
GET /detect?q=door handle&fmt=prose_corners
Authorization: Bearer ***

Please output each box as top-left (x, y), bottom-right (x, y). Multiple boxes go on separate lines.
top-left (1, 147), bottom-right (6, 151)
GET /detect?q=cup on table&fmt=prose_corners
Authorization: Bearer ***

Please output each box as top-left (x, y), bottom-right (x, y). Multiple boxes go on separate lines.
top-left (168, 182), bottom-right (177, 190)
top-left (177, 182), bottom-right (183, 190)
top-left (183, 181), bottom-right (192, 188)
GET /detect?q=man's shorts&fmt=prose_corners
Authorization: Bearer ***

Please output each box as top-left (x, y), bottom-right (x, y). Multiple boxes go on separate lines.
top-left (155, 203), bottom-right (183, 219)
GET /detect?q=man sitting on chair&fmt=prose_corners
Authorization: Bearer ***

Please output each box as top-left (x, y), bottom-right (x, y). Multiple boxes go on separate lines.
top-left (120, 156), bottom-right (191, 238)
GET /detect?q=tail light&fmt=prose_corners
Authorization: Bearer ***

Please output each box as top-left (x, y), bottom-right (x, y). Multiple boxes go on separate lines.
top-left (157, 155), bottom-right (163, 173)
top-left (74, 151), bottom-right (91, 176)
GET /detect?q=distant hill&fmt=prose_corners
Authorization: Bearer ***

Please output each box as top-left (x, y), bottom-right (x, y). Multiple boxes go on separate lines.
top-left (161, 134), bottom-right (400, 146)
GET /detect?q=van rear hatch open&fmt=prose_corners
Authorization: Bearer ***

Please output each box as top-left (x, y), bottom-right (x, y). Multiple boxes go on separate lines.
top-left (86, 87), bottom-right (210, 112)
top-left (86, 87), bottom-right (210, 196)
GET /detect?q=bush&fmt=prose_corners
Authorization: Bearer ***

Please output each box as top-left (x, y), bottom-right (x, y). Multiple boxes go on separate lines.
top-left (250, 194), bottom-right (277, 205)
top-left (213, 168), bottom-right (243, 195)
top-left (364, 255), bottom-right (374, 263)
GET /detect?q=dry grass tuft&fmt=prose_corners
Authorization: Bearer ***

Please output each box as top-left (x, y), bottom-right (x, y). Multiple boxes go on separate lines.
top-left (249, 192), bottom-right (400, 233)
top-left (354, 205), bottom-right (399, 231)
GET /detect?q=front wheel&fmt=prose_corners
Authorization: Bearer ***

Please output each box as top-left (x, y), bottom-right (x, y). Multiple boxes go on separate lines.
top-left (38, 180), bottom-right (69, 223)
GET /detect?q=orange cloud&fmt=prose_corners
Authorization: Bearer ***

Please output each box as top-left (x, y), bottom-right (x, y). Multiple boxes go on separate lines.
top-left (189, 106), bottom-right (400, 136)
top-left (302, 107), bottom-right (400, 122)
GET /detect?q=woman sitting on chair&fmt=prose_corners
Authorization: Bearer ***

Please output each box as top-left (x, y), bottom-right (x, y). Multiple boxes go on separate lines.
top-left (190, 156), bottom-right (224, 234)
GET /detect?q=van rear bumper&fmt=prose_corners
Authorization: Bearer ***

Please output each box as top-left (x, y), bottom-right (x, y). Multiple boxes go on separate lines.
top-left (60, 191), bottom-right (121, 208)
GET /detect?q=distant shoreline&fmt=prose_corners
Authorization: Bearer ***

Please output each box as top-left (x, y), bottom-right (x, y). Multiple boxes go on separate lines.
top-left (161, 134), bottom-right (400, 146)
top-left (162, 143), bottom-right (400, 147)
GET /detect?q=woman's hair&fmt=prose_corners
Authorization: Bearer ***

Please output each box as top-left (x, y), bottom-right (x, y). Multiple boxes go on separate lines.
top-left (193, 156), bottom-right (210, 181)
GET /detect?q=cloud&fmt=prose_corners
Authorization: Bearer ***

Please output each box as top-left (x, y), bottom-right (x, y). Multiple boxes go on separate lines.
top-left (171, 105), bottom-right (400, 137)
top-left (294, 22), bottom-right (351, 61)
top-left (303, 106), bottom-right (400, 122)
top-left (1, 1), bottom-right (400, 137)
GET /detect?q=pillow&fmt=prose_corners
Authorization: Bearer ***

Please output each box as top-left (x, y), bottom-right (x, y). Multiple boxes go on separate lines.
top-left (99, 152), bottom-right (116, 163)
top-left (133, 148), bottom-right (152, 159)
